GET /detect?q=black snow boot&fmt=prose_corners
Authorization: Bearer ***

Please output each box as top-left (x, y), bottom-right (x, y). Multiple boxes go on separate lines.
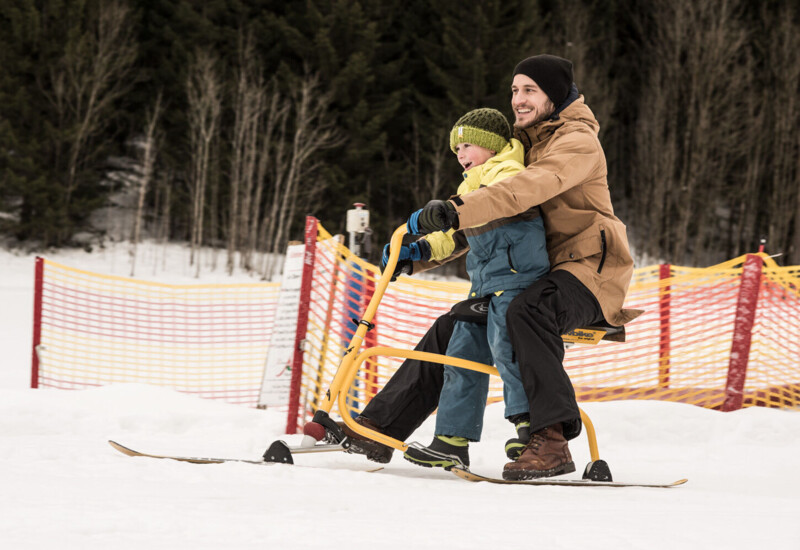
top-left (339, 416), bottom-right (394, 464)
top-left (403, 435), bottom-right (469, 470)
top-left (505, 414), bottom-right (531, 460)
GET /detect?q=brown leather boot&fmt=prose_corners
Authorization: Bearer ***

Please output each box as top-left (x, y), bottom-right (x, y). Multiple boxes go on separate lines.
top-left (339, 417), bottom-right (394, 464)
top-left (502, 423), bottom-right (576, 480)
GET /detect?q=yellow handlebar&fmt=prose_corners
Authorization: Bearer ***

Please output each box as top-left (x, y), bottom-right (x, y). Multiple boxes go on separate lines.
top-left (315, 225), bottom-right (407, 413)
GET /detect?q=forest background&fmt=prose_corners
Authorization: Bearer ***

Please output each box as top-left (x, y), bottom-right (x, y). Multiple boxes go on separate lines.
top-left (1, 0), bottom-right (799, 279)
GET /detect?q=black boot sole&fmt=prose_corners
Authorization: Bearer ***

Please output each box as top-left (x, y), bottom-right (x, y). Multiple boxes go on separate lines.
top-left (502, 461), bottom-right (576, 480)
top-left (337, 420), bottom-right (393, 464)
top-left (346, 440), bottom-right (393, 464)
top-left (402, 454), bottom-right (465, 471)
top-left (403, 444), bottom-right (469, 470)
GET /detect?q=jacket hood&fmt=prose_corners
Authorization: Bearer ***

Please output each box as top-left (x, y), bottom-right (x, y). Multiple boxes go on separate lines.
top-left (479, 138), bottom-right (525, 173)
top-left (458, 138), bottom-right (525, 194)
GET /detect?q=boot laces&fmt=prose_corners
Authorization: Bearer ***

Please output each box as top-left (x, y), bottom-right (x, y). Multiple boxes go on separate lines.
top-left (523, 429), bottom-right (548, 453)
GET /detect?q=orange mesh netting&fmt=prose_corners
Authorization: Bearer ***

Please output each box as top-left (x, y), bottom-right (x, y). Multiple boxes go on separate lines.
top-left (565, 255), bottom-right (799, 409)
top-left (291, 222), bottom-right (800, 430)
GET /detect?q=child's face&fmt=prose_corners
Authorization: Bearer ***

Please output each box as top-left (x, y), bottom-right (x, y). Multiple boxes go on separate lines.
top-left (454, 143), bottom-right (495, 171)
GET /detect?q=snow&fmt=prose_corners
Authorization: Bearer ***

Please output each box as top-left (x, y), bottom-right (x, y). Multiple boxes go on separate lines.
top-left (1, 242), bottom-right (799, 549)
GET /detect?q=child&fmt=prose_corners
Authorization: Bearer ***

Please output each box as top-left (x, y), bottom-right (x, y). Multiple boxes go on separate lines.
top-left (381, 108), bottom-right (550, 468)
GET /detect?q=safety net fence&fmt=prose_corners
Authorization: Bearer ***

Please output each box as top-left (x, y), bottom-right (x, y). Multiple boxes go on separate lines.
top-left (31, 217), bottom-right (800, 430)
top-left (282, 218), bottom-right (800, 432)
top-left (31, 258), bottom-right (280, 406)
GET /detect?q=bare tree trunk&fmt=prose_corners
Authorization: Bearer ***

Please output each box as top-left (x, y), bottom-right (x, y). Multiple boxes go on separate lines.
top-left (158, 172), bottom-right (172, 273)
top-left (44, 1), bottom-right (137, 241)
top-left (208, 144), bottom-right (220, 270)
top-left (382, 148), bottom-right (395, 233)
top-left (764, 4), bottom-right (800, 259)
top-left (549, 0), bottom-right (615, 139)
top-left (226, 32), bottom-right (265, 275)
top-left (260, 108), bottom-right (291, 279)
top-left (129, 92), bottom-right (163, 277)
top-left (268, 69), bottom-right (345, 279)
top-left (793, 142), bottom-right (800, 263)
top-left (632, 0), bottom-right (747, 264)
top-left (735, 71), bottom-right (766, 258)
top-left (238, 82), bottom-right (265, 270)
top-left (186, 49), bottom-right (222, 277)
top-left (631, 43), bottom-right (679, 262)
top-left (249, 86), bottom-right (289, 273)
top-left (406, 112), bottom-right (449, 209)
top-left (236, 35), bottom-right (267, 271)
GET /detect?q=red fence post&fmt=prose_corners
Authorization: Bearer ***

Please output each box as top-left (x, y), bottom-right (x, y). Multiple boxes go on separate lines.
top-left (363, 275), bottom-right (378, 399)
top-left (285, 217), bottom-right (318, 434)
top-left (658, 264), bottom-right (671, 389)
top-left (31, 257), bottom-right (44, 389)
top-left (721, 254), bottom-right (763, 412)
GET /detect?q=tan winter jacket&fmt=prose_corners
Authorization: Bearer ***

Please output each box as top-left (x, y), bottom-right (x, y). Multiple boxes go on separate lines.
top-left (452, 96), bottom-right (642, 327)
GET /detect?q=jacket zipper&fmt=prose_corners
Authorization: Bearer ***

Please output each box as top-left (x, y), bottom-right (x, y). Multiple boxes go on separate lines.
top-left (507, 247), bottom-right (517, 273)
top-left (597, 229), bottom-right (607, 274)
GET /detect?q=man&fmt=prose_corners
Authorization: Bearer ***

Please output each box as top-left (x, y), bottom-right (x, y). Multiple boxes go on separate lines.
top-left (345, 54), bottom-right (641, 480)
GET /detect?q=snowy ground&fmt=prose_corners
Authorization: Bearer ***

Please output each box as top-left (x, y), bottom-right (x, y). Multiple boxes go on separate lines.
top-left (1, 243), bottom-right (799, 549)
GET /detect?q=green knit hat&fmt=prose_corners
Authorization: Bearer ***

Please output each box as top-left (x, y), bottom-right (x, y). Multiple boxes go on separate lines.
top-left (449, 108), bottom-right (511, 154)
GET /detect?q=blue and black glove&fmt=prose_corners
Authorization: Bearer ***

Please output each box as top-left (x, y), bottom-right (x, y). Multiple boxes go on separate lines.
top-left (380, 239), bottom-right (432, 281)
top-left (406, 200), bottom-right (459, 235)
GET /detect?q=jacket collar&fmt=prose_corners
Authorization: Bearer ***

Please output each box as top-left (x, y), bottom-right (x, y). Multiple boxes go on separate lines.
top-left (549, 83), bottom-right (580, 121)
top-left (460, 139), bottom-right (523, 189)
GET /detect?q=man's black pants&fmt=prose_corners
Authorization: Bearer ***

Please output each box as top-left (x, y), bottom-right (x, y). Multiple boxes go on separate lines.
top-left (506, 270), bottom-right (603, 440)
top-left (359, 311), bottom-right (453, 441)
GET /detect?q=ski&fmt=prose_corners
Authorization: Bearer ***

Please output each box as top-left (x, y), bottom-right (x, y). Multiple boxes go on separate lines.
top-left (451, 467), bottom-right (687, 488)
top-left (108, 440), bottom-right (383, 472)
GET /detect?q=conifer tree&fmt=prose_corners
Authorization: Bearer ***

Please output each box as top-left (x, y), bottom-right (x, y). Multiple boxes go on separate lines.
top-left (396, 0), bottom-right (543, 234)
top-left (1, 0), bottom-right (137, 246)
top-left (255, 0), bottom-right (409, 240)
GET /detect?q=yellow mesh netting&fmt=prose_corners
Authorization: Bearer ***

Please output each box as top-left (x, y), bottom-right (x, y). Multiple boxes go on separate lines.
top-left (34, 258), bottom-right (280, 406)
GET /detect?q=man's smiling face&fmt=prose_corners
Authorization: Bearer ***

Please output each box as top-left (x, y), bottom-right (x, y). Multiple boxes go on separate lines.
top-left (511, 74), bottom-right (555, 129)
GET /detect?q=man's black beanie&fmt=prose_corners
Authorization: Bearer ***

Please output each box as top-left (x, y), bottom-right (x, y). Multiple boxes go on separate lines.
top-left (512, 54), bottom-right (574, 106)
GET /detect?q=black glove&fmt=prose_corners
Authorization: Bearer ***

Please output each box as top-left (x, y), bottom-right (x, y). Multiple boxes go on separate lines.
top-left (406, 200), bottom-right (459, 235)
top-left (380, 239), bottom-right (431, 281)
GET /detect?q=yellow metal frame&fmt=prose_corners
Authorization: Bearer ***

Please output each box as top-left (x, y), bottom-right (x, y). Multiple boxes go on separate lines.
top-left (315, 225), bottom-right (601, 463)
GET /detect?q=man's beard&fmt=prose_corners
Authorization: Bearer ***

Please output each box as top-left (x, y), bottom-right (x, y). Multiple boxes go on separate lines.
top-left (514, 100), bottom-right (556, 129)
